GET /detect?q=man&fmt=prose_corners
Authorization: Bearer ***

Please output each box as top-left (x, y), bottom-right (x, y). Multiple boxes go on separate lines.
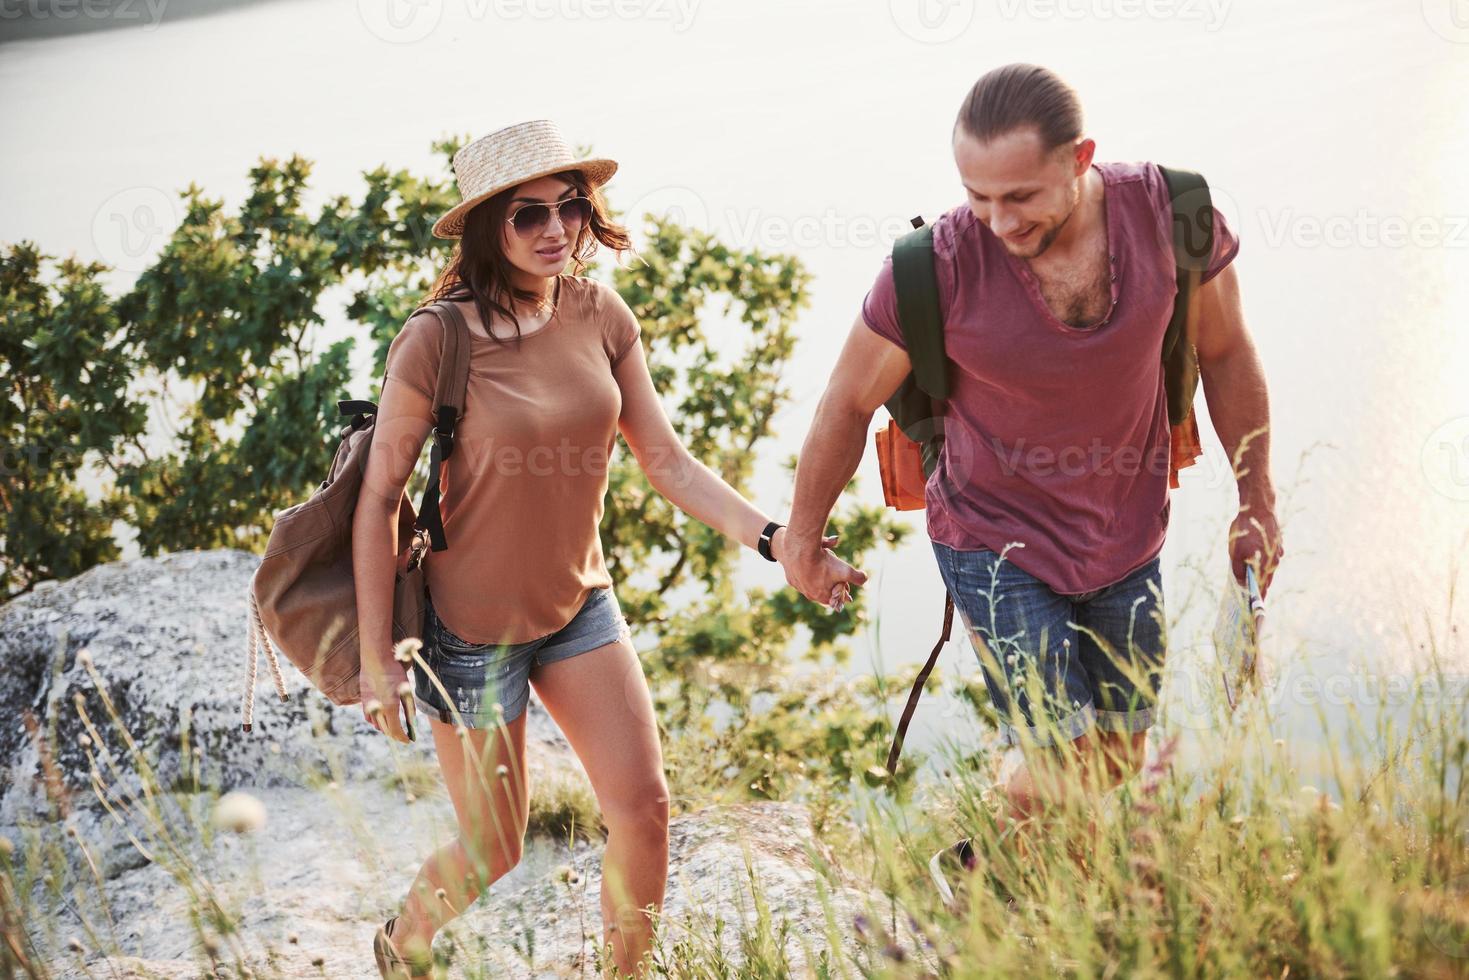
top-left (780, 63), bottom-right (1284, 897)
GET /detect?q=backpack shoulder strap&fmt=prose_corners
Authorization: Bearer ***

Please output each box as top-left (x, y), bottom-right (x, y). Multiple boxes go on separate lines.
top-left (1156, 165), bottom-right (1214, 361)
top-left (892, 221), bottom-right (949, 401)
top-left (407, 299), bottom-right (474, 553)
top-left (1156, 166), bottom-right (1214, 428)
top-left (421, 300), bottom-right (473, 420)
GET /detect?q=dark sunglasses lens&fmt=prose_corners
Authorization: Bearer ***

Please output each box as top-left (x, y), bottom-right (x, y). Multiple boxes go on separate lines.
top-left (512, 204), bottom-right (551, 238)
top-left (559, 197), bottom-right (592, 227)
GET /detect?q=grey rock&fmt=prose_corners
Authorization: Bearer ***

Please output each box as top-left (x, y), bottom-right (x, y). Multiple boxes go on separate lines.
top-left (44, 788), bottom-right (874, 978)
top-left (2, 550), bottom-right (893, 978)
top-left (0, 548), bottom-right (580, 819)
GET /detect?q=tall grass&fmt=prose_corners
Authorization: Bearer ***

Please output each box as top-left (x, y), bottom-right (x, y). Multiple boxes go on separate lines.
top-left (3, 595), bottom-right (1464, 978)
top-left (649, 605), bottom-right (1468, 978)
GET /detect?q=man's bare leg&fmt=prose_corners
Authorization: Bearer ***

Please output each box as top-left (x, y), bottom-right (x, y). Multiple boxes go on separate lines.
top-left (993, 729), bottom-right (1148, 869)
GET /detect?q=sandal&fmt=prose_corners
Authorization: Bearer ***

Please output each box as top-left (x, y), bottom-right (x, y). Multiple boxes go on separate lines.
top-left (373, 915), bottom-right (434, 980)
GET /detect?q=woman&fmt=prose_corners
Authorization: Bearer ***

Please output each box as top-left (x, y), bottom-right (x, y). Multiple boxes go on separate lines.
top-left (353, 120), bottom-right (861, 979)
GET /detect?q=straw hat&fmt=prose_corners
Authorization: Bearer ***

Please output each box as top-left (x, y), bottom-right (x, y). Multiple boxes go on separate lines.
top-left (432, 119), bottom-right (618, 239)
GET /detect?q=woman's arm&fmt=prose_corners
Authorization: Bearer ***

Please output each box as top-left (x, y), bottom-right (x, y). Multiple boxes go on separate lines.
top-left (352, 365), bottom-right (435, 743)
top-left (610, 335), bottom-right (852, 579)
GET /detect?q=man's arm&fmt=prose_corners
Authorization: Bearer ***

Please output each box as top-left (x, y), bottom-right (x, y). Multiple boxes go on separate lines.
top-left (1190, 263), bottom-right (1285, 592)
top-left (782, 314), bottom-right (912, 604)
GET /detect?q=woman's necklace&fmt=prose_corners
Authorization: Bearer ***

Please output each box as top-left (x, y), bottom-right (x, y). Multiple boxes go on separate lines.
top-left (524, 277), bottom-right (560, 323)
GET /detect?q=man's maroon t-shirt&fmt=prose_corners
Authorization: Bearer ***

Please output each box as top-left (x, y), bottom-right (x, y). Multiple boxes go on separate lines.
top-left (861, 161), bottom-right (1240, 595)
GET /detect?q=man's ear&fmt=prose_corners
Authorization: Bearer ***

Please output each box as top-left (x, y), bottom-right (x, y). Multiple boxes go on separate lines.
top-left (1072, 137), bottom-right (1097, 174)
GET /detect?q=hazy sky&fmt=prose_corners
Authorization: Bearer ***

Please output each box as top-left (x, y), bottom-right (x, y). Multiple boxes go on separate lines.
top-left (3, 0), bottom-right (1466, 751)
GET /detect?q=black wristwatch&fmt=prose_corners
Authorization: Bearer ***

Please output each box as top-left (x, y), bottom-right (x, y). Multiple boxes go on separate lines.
top-left (757, 521), bottom-right (784, 562)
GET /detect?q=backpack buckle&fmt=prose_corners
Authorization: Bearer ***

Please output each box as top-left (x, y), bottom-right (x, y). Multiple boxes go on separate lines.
top-left (433, 406), bottom-right (458, 459)
top-left (406, 528), bottom-right (428, 571)
top-left (434, 430), bottom-right (454, 455)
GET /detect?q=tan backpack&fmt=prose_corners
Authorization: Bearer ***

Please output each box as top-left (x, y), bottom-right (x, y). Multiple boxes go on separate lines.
top-left (241, 300), bottom-right (473, 732)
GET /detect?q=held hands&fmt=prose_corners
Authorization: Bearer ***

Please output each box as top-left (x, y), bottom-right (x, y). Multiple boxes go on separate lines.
top-left (359, 648), bottom-right (417, 743)
top-left (773, 527), bottom-right (869, 611)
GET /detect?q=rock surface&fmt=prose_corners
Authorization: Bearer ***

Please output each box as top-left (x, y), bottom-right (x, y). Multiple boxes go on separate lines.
top-left (1, 550), bottom-right (884, 978)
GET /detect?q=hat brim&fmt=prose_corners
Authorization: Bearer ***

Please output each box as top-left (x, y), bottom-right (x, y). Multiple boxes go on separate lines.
top-left (431, 159), bottom-right (619, 240)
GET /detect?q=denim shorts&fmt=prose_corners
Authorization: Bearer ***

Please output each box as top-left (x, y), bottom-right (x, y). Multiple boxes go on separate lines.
top-left (411, 585), bottom-right (632, 729)
top-left (932, 541), bottom-right (1167, 748)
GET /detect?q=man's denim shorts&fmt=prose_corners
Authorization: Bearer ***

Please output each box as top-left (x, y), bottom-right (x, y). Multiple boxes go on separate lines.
top-left (932, 541), bottom-right (1167, 748)
top-left (411, 584), bottom-right (632, 729)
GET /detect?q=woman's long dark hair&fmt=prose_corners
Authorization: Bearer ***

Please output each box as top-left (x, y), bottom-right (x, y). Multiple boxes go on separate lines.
top-left (425, 168), bottom-right (633, 344)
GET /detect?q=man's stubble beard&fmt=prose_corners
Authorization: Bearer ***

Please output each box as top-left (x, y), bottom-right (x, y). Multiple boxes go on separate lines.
top-left (1009, 178), bottom-right (1084, 260)
top-left (1020, 199), bottom-right (1076, 259)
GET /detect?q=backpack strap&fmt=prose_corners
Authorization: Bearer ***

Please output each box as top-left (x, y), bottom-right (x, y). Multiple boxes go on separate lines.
top-left (881, 220), bottom-right (959, 775)
top-left (409, 300), bottom-right (473, 553)
top-left (892, 221), bottom-right (949, 400)
top-left (1156, 165), bottom-right (1214, 426)
top-left (885, 591), bottom-right (954, 776)
top-left (883, 219), bottom-right (951, 481)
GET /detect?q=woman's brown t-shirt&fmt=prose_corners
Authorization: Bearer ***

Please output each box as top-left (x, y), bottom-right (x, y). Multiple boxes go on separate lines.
top-left (381, 274), bottom-right (641, 645)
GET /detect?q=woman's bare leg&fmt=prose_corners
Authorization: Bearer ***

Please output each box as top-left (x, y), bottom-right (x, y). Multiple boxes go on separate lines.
top-left (531, 638), bottom-right (670, 977)
top-left (391, 711), bottom-right (530, 960)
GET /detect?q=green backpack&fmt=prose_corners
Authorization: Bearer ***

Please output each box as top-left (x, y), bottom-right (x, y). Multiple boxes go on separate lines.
top-left (881, 165), bottom-right (1216, 775)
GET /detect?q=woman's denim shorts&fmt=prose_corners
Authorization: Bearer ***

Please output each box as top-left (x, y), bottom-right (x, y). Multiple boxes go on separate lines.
top-left (932, 541), bottom-right (1167, 749)
top-left (411, 585), bottom-right (632, 729)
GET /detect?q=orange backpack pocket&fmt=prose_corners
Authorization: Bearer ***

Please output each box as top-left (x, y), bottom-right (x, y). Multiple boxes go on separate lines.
top-left (875, 420), bottom-right (929, 511)
top-left (1168, 408), bottom-right (1203, 490)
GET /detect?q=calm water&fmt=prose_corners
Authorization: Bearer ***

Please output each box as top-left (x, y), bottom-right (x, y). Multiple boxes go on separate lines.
top-left (2, 0), bottom-right (1465, 763)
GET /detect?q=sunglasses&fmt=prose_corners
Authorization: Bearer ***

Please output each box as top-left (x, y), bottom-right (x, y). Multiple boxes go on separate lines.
top-left (506, 196), bottom-right (593, 239)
